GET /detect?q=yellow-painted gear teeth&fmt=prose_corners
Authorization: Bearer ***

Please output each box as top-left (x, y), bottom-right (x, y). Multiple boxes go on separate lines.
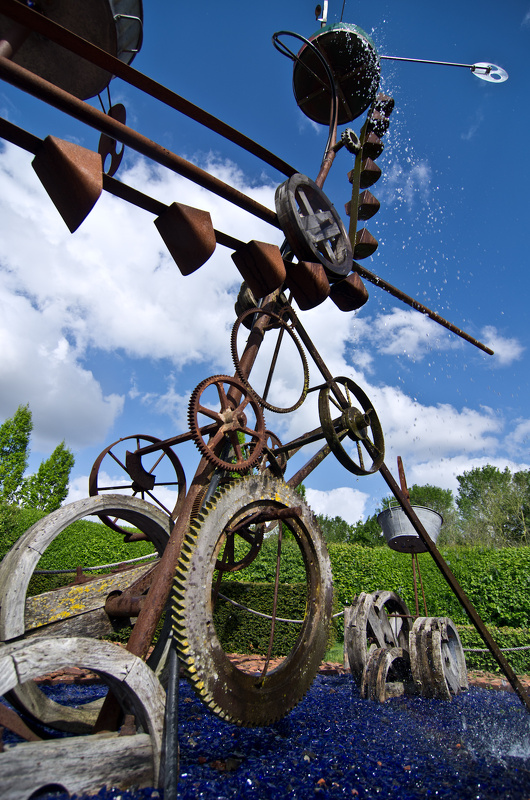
top-left (170, 475), bottom-right (333, 728)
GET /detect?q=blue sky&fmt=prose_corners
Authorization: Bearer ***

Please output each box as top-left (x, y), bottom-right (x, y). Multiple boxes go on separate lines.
top-left (0, 0), bottom-right (529, 523)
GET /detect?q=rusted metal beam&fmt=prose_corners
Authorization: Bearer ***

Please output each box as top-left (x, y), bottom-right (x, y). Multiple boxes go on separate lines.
top-left (353, 262), bottom-right (494, 356)
top-left (0, 115), bottom-right (245, 252)
top-left (0, 0), bottom-right (297, 178)
top-left (0, 56), bottom-right (280, 229)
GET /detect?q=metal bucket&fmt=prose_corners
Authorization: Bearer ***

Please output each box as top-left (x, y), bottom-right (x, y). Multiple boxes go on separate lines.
top-left (292, 22), bottom-right (380, 125)
top-left (377, 506), bottom-right (443, 554)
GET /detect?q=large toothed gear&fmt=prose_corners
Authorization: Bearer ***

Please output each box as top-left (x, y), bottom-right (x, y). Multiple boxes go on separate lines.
top-left (188, 375), bottom-right (266, 473)
top-left (171, 475), bottom-right (333, 726)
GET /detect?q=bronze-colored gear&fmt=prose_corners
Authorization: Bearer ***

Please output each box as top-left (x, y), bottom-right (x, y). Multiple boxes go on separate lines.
top-left (171, 475), bottom-right (333, 726)
top-left (188, 375), bottom-right (266, 473)
top-left (231, 307), bottom-right (309, 414)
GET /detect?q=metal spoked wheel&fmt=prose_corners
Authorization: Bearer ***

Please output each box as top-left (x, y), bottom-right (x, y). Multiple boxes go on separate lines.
top-left (231, 307), bottom-right (309, 414)
top-left (89, 434), bottom-right (186, 535)
top-left (171, 475), bottom-right (333, 726)
top-left (318, 376), bottom-right (384, 476)
top-left (188, 375), bottom-right (266, 473)
top-left (410, 616), bottom-right (468, 699)
top-left (346, 591), bottom-right (413, 684)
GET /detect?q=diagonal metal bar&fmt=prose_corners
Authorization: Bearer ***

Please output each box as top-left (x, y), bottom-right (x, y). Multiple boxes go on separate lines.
top-left (0, 56), bottom-right (280, 229)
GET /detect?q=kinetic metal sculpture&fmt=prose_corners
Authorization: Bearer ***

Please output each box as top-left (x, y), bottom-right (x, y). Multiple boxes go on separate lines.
top-left (0, 2), bottom-right (521, 796)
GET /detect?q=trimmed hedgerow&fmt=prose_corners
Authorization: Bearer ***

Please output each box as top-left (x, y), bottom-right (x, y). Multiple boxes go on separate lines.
top-left (212, 582), bottom-right (339, 656)
top-left (457, 625), bottom-right (530, 674)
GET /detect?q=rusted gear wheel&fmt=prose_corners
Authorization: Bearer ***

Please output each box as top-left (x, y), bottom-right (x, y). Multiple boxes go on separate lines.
top-left (410, 616), bottom-right (468, 700)
top-left (171, 475), bottom-right (333, 726)
top-left (258, 430), bottom-right (288, 478)
top-left (188, 375), bottom-right (266, 473)
top-left (318, 376), bottom-right (384, 476)
top-left (231, 307), bottom-right (309, 414)
top-left (89, 434), bottom-right (186, 535)
top-left (346, 590), bottom-right (412, 684)
top-left (360, 646), bottom-right (414, 702)
top-left (275, 173), bottom-right (353, 278)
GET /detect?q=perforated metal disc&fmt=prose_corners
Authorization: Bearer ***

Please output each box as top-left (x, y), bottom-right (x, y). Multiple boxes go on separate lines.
top-left (472, 62), bottom-right (508, 82)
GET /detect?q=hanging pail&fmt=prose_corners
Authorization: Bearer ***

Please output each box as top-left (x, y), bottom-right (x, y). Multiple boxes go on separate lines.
top-left (377, 506), bottom-right (443, 554)
top-left (292, 22), bottom-right (380, 125)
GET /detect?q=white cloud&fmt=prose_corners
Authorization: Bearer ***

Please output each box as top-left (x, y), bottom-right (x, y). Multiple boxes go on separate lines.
top-left (481, 325), bottom-right (525, 366)
top-left (405, 455), bottom-right (530, 495)
top-left (461, 109), bottom-right (485, 142)
top-left (305, 486), bottom-right (370, 525)
top-left (378, 159), bottom-right (431, 208)
top-left (522, 9), bottom-right (530, 28)
top-left (0, 142), bottom-right (281, 449)
top-left (351, 307), bottom-right (457, 363)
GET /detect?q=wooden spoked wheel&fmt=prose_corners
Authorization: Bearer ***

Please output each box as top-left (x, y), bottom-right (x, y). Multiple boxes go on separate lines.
top-left (0, 495), bottom-right (170, 733)
top-left (345, 591), bottom-right (413, 684)
top-left (360, 646), bottom-right (415, 702)
top-left (0, 637), bottom-right (165, 796)
top-left (409, 617), bottom-right (468, 699)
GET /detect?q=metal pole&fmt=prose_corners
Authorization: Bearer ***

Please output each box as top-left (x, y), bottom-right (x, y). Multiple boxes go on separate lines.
top-left (0, 0), bottom-right (297, 178)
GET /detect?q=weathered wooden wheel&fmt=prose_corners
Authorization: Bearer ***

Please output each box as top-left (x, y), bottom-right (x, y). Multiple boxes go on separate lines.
top-left (345, 590), bottom-right (412, 684)
top-left (172, 475), bottom-right (333, 726)
top-left (360, 646), bottom-right (415, 702)
top-left (0, 495), bottom-right (170, 733)
top-left (0, 637), bottom-right (165, 799)
top-left (409, 616), bottom-right (468, 699)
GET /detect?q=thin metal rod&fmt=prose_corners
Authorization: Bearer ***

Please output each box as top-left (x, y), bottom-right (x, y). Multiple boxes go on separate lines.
top-left (0, 0), bottom-right (297, 178)
top-left (163, 640), bottom-right (180, 794)
top-left (380, 55), bottom-right (475, 69)
top-left (352, 263), bottom-right (494, 356)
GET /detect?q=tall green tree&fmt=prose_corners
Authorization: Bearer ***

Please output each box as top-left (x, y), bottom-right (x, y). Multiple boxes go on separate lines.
top-left (0, 404), bottom-right (32, 503)
top-left (20, 441), bottom-right (75, 513)
top-left (456, 465), bottom-right (530, 546)
top-left (0, 405), bottom-right (75, 511)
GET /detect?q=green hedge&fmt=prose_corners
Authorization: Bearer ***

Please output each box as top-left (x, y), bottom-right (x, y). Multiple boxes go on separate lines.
top-left (457, 625), bottom-right (530, 674)
top-left (0, 502), bottom-right (157, 597)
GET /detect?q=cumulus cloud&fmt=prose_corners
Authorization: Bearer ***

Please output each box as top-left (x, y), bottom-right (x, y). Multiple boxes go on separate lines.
top-left (481, 325), bottom-right (525, 366)
top-left (522, 9), bottom-right (530, 27)
top-left (350, 308), bottom-right (458, 364)
top-left (405, 455), bottom-right (530, 495)
top-left (306, 486), bottom-right (370, 524)
top-left (0, 142), bottom-right (280, 449)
